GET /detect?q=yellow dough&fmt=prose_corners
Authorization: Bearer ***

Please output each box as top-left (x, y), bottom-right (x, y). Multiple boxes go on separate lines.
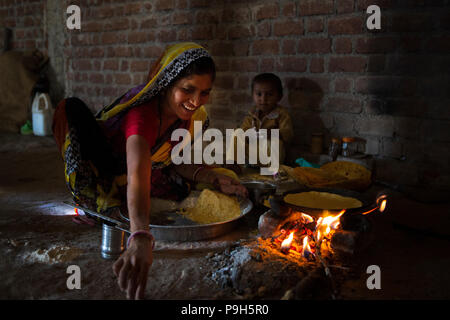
top-left (284, 191), bottom-right (362, 210)
top-left (182, 189), bottom-right (241, 224)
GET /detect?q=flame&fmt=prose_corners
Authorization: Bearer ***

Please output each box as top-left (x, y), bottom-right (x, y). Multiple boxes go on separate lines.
top-left (281, 231), bottom-right (294, 250)
top-left (317, 210), bottom-right (345, 237)
top-left (379, 199), bottom-right (387, 212)
top-left (316, 230), bottom-right (322, 243)
top-left (301, 213), bottom-right (314, 223)
top-left (302, 235), bottom-right (312, 257)
top-left (74, 208), bottom-right (79, 216)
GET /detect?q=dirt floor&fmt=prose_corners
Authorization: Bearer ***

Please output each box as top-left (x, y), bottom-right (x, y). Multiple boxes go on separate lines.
top-left (1, 133), bottom-right (449, 300)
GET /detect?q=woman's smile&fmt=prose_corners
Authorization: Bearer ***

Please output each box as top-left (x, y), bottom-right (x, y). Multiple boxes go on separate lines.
top-left (163, 74), bottom-right (213, 121)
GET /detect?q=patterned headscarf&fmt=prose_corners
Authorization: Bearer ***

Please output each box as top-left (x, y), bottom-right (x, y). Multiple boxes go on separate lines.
top-left (96, 42), bottom-right (212, 122)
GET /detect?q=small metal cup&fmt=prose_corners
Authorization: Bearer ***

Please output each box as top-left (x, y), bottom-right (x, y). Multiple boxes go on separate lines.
top-left (101, 223), bottom-right (126, 259)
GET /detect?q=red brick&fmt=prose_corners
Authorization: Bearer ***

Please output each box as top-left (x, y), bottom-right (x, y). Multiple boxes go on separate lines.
top-left (334, 38), bottom-right (352, 53)
top-left (89, 73), bottom-right (104, 84)
top-left (273, 20), bottom-right (304, 36)
top-left (191, 25), bottom-right (213, 40)
top-left (230, 58), bottom-right (258, 72)
top-left (158, 29), bottom-right (177, 42)
top-left (299, 0), bottom-right (333, 16)
top-left (89, 47), bottom-right (104, 58)
top-left (306, 17), bottom-right (324, 33)
top-left (104, 18), bottom-right (130, 31)
top-left (298, 38), bottom-right (331, 53)
top-left (177, 29), bottom-right (191, 41)
top-left (141, 18), bottom-right (158, 29)
top-left (84, 21), bottom-right (103, 33)
top-left (334, 78), bottom-right (352, 93)
top-left (211, 43), bottom-right (234, 56)
top-left (230, 92), bottom-right (251, 104)
top-left (155, 0), bottom-right (174, 11)
top-left (195, 10), bottom-right (222, 24)
top-left (113, 46), bottom-right (133, 57)
top-left (310, 57), bottom-right (324, 73)
top-left (214, 75), bottom-right (234, 89)
top-left (337, 0), bottom-right (354, 13)
top-left (173, 12), bottom-right (190, 25)
top-left (356, 0), bottom-right (393, 10)
top-left (232, 42), bottom-right (249, 56)
top-left (256, 21), bottom-right (271, 37)
top-left (282, 39), bottom-right (296, 55)
top-left (228, 25), bottom-right (254, 39)
top-left (252, 39), bottom-right (279, 55)
top-left (95, 7), bottom-right (114, 19)
top-left (222, 7), bottom-right (251, 23)
top-left (121, 61), bottom-right (129, 72)
top-left (190, 0), bottom-right (209, 8)
top-left (260, 58), bottom-right (275, 72)
top-left (72, 59), bottom-right (92, 71)
top-left (286, 76), bottom-right (330, 93)
top-left (124, 3), bottom-right (142, 15)
top-left (355, 76), bottom-right (396, 95)
top-left (130, 60), bottom-right (150, 73)
top-left (282, 2), bottom-right (296, 17)
top-left (255, 3), bottom-right (278, 21)
top-left (328, 16), bottom-right (364, 35)
top-left (143, 46), bottom-right (163, 58)
top-left (128, 31), bottom-right (148, 43)
top-left (115, 74), bottom-right (132, 85)
top-left (329, 56), bottom-right (367, 73)
top-left (276, 57), bottom-right (307, 72)
top-left (103, 59), bottom-right (119, 71)
top-left (357, 116), bottom-right (395, 137)
top-left (355, 37), bottom-right (397, 53)
top-left (326, 97), bottom-right (362, 114)
top-left (101, 32), bottom-right (126, 45)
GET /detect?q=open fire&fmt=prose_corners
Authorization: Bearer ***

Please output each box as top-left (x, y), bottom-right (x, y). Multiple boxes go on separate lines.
top-left (271, 194), bottom-right (388, 260)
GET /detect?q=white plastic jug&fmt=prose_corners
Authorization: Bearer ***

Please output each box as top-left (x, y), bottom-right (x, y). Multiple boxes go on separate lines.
top-left (32, 92), bottom-right (54, 136)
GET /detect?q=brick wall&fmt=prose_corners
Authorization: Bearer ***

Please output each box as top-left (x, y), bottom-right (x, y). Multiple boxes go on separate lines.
top-left (0, 0), bottom-right (46, 53)
top-left (1, 0), bottom-right (450, 196)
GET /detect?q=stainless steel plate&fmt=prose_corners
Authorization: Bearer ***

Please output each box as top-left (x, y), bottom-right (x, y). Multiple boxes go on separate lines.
top-left (120, 191), bottom-right (253, 241)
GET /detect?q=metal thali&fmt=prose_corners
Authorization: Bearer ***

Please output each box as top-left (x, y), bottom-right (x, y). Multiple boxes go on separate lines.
top-left (119, 191), bottom-right (253, 241)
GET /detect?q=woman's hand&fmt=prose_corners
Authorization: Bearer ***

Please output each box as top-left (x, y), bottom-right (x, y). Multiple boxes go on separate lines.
top-left (211, 173), bottom-right (248, 198)
top-left (112, 236), bottom-right (153, 300)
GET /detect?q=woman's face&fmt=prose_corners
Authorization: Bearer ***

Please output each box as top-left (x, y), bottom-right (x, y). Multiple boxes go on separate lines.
top-left (164, 74), bottom-right (213, 121)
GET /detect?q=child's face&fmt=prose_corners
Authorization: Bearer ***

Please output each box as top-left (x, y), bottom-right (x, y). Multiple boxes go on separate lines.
top-left (252, 82), bottom-right (280, 114)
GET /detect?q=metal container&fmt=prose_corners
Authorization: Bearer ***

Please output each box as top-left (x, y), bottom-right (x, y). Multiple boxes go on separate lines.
top-left (241, 180), bottom-right (277, 206)
top-left (101, 223), bottom-right (126, 259)
top-left (119, 194), bottom-right (253, 241)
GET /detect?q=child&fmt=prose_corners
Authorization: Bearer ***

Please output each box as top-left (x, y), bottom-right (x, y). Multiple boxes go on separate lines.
top-left (239, 73), bottom-right (294, 165)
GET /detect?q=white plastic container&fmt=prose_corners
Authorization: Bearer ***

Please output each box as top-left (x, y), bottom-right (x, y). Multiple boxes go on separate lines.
top-left (32, 92), bottom-right (54, 136)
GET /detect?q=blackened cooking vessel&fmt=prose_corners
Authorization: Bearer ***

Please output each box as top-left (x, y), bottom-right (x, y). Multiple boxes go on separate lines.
top-left (269, 187), bottom-right (382, 218)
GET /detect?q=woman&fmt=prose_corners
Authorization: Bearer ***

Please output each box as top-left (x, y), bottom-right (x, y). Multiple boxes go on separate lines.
top-left (53, 42), bottom-right (247, 299)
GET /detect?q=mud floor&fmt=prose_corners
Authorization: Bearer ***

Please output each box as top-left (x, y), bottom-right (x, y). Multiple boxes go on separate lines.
top-left (1, 133), bottom-right (449, 300)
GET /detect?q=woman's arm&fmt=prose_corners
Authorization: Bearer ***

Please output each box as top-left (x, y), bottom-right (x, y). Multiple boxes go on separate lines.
top-left (113, 134), bottom-right (153, 300)
top-left (126, 135), bottom-right (151, 232)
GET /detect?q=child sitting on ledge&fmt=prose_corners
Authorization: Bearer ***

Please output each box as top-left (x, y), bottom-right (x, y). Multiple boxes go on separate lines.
top-left (239, 73), bottom-right (294, 166)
